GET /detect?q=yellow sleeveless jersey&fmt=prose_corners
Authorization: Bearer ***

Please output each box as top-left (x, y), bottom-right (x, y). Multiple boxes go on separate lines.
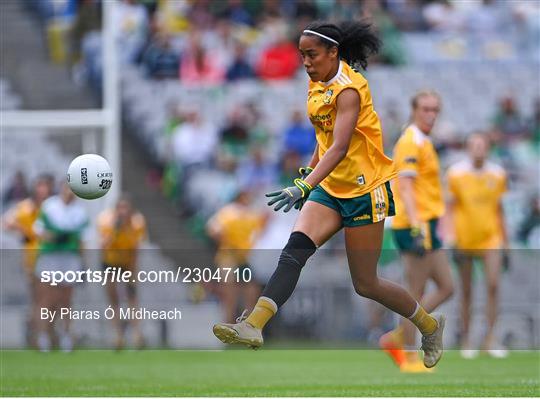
top-left (447, 159), bottom-right (506, 250)
top-left (207, 203), bottom-right (265, 266)
top-left (9, 198), bottom-right (40, 271)
top-left (307, 61), bottom-right (396, 198)
top-left (391, 125), bottom-right (444, 228)
top-left (97, 209), bottom-right (147, 269)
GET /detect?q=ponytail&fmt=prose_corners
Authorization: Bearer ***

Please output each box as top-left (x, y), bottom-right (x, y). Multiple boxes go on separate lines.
top-left (302, 20), bottom-right (381, 70)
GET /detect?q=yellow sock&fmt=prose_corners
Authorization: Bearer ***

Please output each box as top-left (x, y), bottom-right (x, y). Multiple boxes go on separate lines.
top-left (245, 297), bottom-right (277, 330)
top-left (409, 303), bottom-right (437, 335)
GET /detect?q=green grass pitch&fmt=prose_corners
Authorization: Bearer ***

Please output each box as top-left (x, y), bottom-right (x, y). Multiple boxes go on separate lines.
top-left (1, 349), bottom-right (539, 396)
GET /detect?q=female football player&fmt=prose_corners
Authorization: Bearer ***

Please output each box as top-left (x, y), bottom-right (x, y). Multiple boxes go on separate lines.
top-left (447, 134), bottom-right (508, 358)
top-left (34, 182), bottom-right (88, 352)
top-left (380, 91), bottom-right (454, 372)
top-left (213, 21), bottom-right (445, 369)
top-left (97, 195), bottom-right (147, 349)
top-left (3, 175), bottom-right (53, 347)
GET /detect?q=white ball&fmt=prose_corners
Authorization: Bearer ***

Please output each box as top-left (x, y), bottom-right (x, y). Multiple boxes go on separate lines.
top-left (67, 154), bottom-right (113, 200)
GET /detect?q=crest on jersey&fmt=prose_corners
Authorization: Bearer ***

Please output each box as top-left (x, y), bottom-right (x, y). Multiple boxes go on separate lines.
top-left (323, 89), bottom-right (334, 104)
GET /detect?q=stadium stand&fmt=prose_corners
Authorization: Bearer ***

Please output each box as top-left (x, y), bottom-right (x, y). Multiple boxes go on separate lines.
top-left (118, 63), bottom-right (539, 236)
top-left (2, 0), bottom-right (539, 349)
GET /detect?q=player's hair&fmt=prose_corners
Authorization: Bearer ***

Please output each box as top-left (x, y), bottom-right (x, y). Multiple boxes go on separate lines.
top-left (302, 20), bottom-right (380, 70)
top-left (36, 173), bottom-right (54, 186)
top-left (467, 132), bottom-right (491, 147)
top-left (30, 174), bottom-right (54, 200)
top-left (117, 193), bottom-right (133, 205)
top-left (410, 90), bottom-right (441, 109)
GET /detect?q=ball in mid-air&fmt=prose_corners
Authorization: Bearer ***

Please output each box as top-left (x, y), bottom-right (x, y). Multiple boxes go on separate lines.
top-left (67, 154), bottom-right (113, 199)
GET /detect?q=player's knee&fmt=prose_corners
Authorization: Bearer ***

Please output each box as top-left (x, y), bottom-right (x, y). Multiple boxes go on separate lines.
top-left (353, 280), bottom-right (378, 299)
top-left (278, 231), bottom-right (317, 270)
top-left (487, 282), bottom-right (498, 297)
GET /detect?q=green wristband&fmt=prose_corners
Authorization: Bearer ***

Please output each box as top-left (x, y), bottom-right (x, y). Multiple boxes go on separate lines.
top-left (293, 178), bottom-right (313, 198)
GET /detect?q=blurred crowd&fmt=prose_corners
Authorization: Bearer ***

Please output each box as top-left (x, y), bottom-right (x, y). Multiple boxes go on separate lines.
top-left (24, 0), bottom-right (539, 217)
top-left (27, 0), bottom-right (540, 85)
top-left (16, 0), bottom-right (540, 247)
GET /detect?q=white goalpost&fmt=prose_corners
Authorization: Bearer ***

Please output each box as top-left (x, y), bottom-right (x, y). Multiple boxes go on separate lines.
top-left (0, 1), bottom-right (120, 207)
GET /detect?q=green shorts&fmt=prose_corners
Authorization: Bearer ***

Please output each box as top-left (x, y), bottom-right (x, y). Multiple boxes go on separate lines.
top-left (392, 218), bottom-right (443, 253)
top-left (307, 181), bottom-right (395, 227)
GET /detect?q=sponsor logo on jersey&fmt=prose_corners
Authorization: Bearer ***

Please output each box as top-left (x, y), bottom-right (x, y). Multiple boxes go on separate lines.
top-left (357, 175), bottom-right (365, 185)
top-left (323, 89), bottom-right (333, 104)
top-left (309, 113), bottom-right (331, 121)
top-left (309, 113), bottom-right (333, 132)
top-left (353, 214), bottom-right (371, 221)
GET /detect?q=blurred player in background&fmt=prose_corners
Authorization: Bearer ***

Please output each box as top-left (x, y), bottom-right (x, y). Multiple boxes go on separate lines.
top-left (33, 182), bottom-right (88, 352)
top-left (213, 21), bottom-right (445, 369)
top-left (3, 175), bottom-right (53, 346)
top-left (2, 170), bottom-right (29, 207)
top-left (97, 195), bottom-right (147, 349)
top-left (446, 134), bottom-right (508, 359)
top-left (206, 188), bottom-right (268, 324)
top-left (381, 91), bottom-right (454, 372)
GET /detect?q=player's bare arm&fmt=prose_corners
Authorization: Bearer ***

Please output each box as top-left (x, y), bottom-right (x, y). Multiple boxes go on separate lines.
top-left (398, 176), bottom-right (420, 227)
top-left (307, 143), bottom-right (319, 169)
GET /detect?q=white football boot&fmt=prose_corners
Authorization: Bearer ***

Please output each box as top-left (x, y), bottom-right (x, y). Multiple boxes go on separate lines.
top-left (460, 348), bottom-right (479, 359)
top-left (486, 348), bottom-right (509, 358)
top-left (421, 313), bottom-right (446, 368)
top-left (213, 310), bottom-right (263, 349)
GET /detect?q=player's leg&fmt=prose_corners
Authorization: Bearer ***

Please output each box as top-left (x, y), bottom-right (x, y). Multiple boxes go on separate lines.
top-left (400, 253), bottom-right (431, 366)
top-left (213, 200), bottom-right (342, 347)
top-left (344, 222), bottom-right (445, 368)
top-left (404, 250), bottom-right (453, 366)
top-left (482, 249), bottom-right (507, 357)
top-left (379, 248), bottom-right (430, 368)
top-left (35, 281), bottom-right (54, 352)
top-left (126, 280), bottom-right (145, 349)
top-left (57, 284), bottom-right (74, 352)
top-left (410, 219), bottom-right (453, 314)
top-left (422, 250), bottom-right (454, 311)
top-left (456, 253), bottom-right (476, 357)
top-left (258, 199), bottom-right (342, 301)
top-left (104, 276), bottom-right (124, 349)
top-left (242, 278), bottom-right (261, 317)
top-left (27, 272), bottom-right (38, 348)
